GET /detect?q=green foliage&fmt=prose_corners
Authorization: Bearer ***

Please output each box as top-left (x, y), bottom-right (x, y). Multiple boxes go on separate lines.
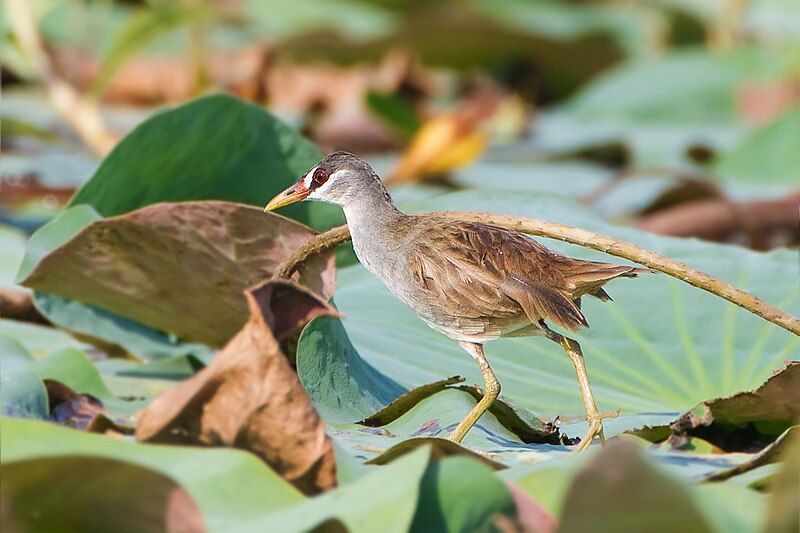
top-left (565, 47), bottom-right (789, 123)
top-left (0, 339), bottom-right (48, 419)
top-left (714, 106), bottom-right (800, 184)
top-left (2, 39), bottom-right (798, 528)
top-left (88, 4), bottom-right (214, 98)
top-left (34, 295), bottom-right (214, 363)
top-left (366, 91), bottom-right (422, 138)
top-left (1, 419), bottom-right (305, 531)
top-left (69, 94), bottom-right (343, 232)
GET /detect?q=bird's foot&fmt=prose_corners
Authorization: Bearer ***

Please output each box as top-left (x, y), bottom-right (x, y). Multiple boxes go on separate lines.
top-left (572, 408), bottom-right (621, 453)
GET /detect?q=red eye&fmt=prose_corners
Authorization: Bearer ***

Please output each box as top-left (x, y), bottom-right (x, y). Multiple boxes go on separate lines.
top-left (312, 168), bottom-right (328, 186)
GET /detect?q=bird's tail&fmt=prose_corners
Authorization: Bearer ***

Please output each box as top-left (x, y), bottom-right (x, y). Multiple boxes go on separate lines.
top-left (562, 261), bottom-right (649, 300)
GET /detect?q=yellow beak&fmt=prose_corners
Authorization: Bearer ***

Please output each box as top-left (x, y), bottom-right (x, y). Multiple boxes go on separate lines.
top-left (264, 181), bottom-right (311, 212)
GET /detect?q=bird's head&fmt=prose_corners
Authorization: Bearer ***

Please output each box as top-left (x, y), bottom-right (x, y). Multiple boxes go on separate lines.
top-left (265, 151), bottom-right (381, 211)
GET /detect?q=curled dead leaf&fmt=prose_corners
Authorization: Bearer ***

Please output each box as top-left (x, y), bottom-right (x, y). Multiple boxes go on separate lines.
top-left (44, 380), bottom-right (132, 434)
top-left (20, 201), bottom-right (335, 347)
top-left (135, 279), bottom-right (339, 495)
top-left (629, 361), bottom-right (800, 452)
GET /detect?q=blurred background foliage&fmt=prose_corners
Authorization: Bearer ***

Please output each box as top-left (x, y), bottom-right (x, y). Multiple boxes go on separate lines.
top-left (2, 2), bottom-right (799, 530)
top-left (2, 0), bottom-right (798, 249)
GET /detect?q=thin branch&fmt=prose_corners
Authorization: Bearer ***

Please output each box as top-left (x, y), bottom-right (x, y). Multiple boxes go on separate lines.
top-left (7, 0), bottom-right (116, 155)
top-left (274, 213), bottom-right (800, 336)
top-left (273, 225), bottom-right (351, 280)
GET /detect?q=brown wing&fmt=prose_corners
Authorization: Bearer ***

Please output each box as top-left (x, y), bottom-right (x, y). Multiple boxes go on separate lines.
top-left (405, 217), bottom-right (642, 331)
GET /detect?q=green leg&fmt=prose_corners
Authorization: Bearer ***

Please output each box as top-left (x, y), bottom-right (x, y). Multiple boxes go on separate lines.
top-left (448, 342), bottom-right (500, 443)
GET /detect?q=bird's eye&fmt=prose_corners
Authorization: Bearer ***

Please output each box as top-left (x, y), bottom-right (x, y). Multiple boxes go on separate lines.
top-left (312, 168), bottom-right (328, 187)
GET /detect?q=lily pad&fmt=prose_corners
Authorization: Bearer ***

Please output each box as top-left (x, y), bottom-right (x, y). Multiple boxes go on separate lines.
top-left (564, 46), bottom-right (789, 124)
top-left (0, 319), bottom-right (95, 358)
top-left (19, 201), bottom-right (335, 347)
top-left (327, 388), bottom-right (573, 468)
top-left (33, 295), bottom-right (215, 363)
top-left (68, 94), bottom-right (343, 232)
top-left (558, 441), bottom-right (767, 533)
top-left (0, 224), bottom-right (27, 288)
top-left (0, 338), bottom-right (48, 419)
top-left (31, 347), bottom-right (147, 417)
top-left (2, 456), bottom-right (204, 532)
top-left (630, 361), bottom-right (800, 451)
top-left (238, 445), bottom-right (518, 533)
top-left (714, 106), bottom-right (800, 185)
top-left (0, 418), bottom-right (304, 531)
top-left (298, 314), bottom-right (566, 465)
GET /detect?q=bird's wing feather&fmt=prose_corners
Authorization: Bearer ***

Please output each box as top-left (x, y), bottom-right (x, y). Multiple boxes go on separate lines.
top-left (405, 218), bottom-right (591, 330)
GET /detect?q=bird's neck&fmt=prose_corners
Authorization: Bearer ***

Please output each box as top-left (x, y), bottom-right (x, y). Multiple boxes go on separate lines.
top-left (341, 182), bottom-right (404, 252)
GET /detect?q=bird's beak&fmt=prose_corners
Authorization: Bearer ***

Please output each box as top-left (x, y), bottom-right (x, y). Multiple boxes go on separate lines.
top-left (264, 180), bottom-right (310, 212)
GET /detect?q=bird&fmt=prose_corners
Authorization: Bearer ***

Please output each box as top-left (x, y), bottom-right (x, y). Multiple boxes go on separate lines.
top-left (266, 151), bottom-right (645, 450)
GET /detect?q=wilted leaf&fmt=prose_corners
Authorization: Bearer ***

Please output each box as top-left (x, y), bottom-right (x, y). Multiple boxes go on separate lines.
top-left (367, 436), bottom-right (506, 471)
top-left (19, 201), bottom-right (335, 347)
top-left (68, 94), bottom-right (343, 232)
top-left (44, 380), bottom-right (130, 434)
top-left (1, 419), bottom-right (304, 531)
top-left (15, 204), bottom-right (102, 284)
top-left (387, 102), bottom-right (494, 184)
top-left (631, 361), bottom-right (800, 451)
top-left (136, 279), bottom-right (339, 495)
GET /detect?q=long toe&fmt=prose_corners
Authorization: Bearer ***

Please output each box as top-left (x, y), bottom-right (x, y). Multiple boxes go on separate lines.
top-left (572, 409), bottom-right (621, 453)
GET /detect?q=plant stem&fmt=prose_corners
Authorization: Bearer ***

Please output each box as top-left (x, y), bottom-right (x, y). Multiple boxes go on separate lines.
top-left (274, 213), bottom-right (800, 336)
top-left (7, 0), bottom-right (116, 155)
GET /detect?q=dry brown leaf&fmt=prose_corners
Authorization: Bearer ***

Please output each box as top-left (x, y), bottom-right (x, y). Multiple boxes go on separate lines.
top-left (55, 45), bottom-right (271, 105)
top-left (267, 51), bottom-right (425, 151)
top-left (44, 380), bottom-right (132, 434)
top-left (20, 201), bottom-right (335, 347)
top-left (135, 279), bottom-right (339, 495)
top-left (386, 91), bottom-right (504, 184)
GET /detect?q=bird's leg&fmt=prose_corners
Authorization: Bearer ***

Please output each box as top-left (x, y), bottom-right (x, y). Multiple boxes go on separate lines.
top-left (448, 342), bottom-right (500, 444)
top-left (543, 326), bottom-right (619, 452)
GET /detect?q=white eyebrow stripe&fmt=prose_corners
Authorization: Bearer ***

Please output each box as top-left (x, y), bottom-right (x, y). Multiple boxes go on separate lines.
top-left (302, 167), bottom-right (317, 188)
